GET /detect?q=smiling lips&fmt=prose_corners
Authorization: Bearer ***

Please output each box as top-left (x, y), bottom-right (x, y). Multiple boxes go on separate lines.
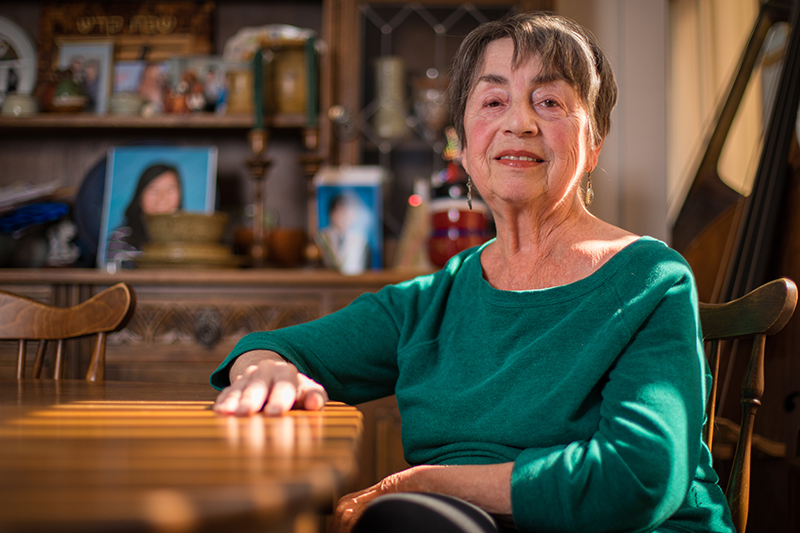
top-left (496, 151), bottom-right (545, 164)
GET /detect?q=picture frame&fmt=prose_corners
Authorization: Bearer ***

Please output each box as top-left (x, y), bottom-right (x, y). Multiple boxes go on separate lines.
top-left (112, 60), bottom-right (169, 112)
top-left (314, 166), bottom-right (385, 275)
top-left (56, 40), bottom-right (114, 114)
top-left (98, 145), bottom-right (219, 270)
top-left (113, 60), bottom-right (172, 93)
top-left (36, 1), bottom-right (214, 92)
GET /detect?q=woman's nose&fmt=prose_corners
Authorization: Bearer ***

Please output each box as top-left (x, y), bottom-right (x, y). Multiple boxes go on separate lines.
top-left (504, 101), bottom-right (537, 136)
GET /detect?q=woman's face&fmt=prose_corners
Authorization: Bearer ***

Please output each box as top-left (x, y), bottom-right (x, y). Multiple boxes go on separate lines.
top-left (460, 38), bottom-right (600, 212)
top-left (140, 171), bottom-right (181, 215)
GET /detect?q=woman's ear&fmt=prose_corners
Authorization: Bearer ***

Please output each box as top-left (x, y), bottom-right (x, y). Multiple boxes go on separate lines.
top-left (586, 139), bottom-right (603, 173)
top-left (458, 144), bottom-right (470, 175)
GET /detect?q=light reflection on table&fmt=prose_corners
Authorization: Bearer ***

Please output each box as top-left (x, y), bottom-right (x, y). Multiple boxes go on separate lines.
top-left (0, 380), bottom-right (363, 533)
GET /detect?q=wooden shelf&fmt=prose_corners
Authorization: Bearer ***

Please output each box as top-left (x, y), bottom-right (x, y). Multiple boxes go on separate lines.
top-left (0, 267), bottom-right (433, 288)
top-left (0, 112), bottom-right (311, 130)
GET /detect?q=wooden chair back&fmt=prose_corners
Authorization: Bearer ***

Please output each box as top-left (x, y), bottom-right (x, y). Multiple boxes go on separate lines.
top-left (698, 277), bottom-right (798, 533)
top-left (0, 282), bottom-right (136, 382)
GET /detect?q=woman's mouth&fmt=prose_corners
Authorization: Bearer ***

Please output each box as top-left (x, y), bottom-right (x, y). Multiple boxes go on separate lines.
top-left (497, 155), bottom-right (544, 163)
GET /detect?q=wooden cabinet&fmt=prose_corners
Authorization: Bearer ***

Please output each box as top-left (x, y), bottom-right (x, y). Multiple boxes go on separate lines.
top-left (0, 268), bottom-right (429, 380)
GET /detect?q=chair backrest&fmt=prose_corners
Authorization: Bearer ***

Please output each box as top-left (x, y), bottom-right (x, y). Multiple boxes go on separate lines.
top-left (0, 282), bottom-right (136, 382)
top-left (698, 277), bottom-right (798, 533)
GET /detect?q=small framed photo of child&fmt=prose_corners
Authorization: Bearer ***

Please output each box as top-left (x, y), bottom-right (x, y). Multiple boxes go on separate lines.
top-left (98, 145), bottom-right (218, 271)
top-left (314, 166), bottom-right (385, 275)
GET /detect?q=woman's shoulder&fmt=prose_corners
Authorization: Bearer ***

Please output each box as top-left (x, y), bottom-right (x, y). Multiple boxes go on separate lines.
top-left (607, 236), bottom-right (696, 294)
top-left (617, 236), bottom-right (690, 269)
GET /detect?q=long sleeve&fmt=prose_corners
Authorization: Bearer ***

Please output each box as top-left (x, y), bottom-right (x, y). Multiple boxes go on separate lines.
top-left (209, 266), bottom-right (451, 405)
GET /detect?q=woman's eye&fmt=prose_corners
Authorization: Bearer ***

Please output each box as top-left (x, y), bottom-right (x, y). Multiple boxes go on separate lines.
top-left (485, 100), bottom-right (502, 108)
top-left (540, 99), bottom-right (559, 108)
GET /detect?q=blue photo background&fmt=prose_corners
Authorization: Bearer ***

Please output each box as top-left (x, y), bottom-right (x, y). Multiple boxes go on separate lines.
top-left (98, 145), bottom-right (218, 267)
top-left (317, 184), bottom-right (382, 270)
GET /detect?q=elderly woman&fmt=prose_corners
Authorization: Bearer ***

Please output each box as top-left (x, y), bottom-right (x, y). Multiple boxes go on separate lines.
top-left (212, 12), bottom-right (734, 533)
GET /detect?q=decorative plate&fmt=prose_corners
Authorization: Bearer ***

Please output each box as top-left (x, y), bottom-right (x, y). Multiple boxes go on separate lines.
top-left (0, 15), bottom-right (37, 101)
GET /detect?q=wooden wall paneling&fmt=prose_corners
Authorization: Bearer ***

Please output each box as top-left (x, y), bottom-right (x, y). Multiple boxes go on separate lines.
top-left (0, 268), bottom-right (427, 382)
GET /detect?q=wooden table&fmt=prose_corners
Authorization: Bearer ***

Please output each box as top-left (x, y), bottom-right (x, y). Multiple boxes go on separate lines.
top-left (0, 380), bottom-right (363, 533)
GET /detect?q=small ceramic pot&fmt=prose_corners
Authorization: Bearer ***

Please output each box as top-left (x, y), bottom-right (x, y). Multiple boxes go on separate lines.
top-left (145, 212), bottom-right (229, 244)
top-left (109, 92), bottom-right (143, 115)
top-left (1, 93), bottom-right (38, 116)
top-left (268, 228), bottom-right (307, 267)
top-left (428, 198), bottom-right (490, 267)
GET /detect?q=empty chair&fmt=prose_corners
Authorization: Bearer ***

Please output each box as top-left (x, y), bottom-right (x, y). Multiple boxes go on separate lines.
top-left (0, 282), bottom-right (136, 381)
top-left (699, 277), bottom-right (798, 533)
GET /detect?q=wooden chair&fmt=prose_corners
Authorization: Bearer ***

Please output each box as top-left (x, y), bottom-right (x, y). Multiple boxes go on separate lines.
top-left (699, 277), bottom-right (798, 533)
top-left (0, 282), bottom-right (136, 382)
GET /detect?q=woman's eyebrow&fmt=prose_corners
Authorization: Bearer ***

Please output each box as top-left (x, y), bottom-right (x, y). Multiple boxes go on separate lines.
top-left (532, 72), bottom-right (561, 85)
top-left (477, 74), bottom-right (507, 86)
top-left (477, 72), bottom-right (561, 88)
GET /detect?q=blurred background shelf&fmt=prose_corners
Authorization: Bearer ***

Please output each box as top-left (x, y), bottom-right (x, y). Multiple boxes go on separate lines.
top-left (0, 112), bottom-right (310, 130)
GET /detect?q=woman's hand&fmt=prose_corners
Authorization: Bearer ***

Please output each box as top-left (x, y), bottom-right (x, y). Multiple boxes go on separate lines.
top-left (213, 350), bottom-right (328, 416)
top-left (329, 470), bottom-right (409, 533)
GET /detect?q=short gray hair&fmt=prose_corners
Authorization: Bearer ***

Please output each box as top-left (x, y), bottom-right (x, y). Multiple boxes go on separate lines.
top-left (448, 11), bottom-right (618, 148)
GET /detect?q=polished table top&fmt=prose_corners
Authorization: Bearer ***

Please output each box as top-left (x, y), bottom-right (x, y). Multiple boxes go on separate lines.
top-left (0, 380), bottom-right (363, 532)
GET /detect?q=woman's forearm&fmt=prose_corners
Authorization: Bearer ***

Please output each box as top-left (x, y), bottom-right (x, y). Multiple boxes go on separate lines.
top-left (395, 462), bottom-right (514, 516)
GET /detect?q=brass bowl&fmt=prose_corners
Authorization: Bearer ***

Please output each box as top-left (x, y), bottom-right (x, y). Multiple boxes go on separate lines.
top-left (145, 212), bottom-right (229, 244)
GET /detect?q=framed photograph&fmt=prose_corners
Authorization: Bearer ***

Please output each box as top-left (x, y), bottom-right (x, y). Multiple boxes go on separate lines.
top-left (56, 40), bottom-right (114, 113)
top-left (113, 60), bottom-right (169, 111)
top-left (314, 166), bottom-right (385, 275)
top-left (98, 146), bottom-right (218, 270)
top-left (113, 60), bottom-right (146, 93)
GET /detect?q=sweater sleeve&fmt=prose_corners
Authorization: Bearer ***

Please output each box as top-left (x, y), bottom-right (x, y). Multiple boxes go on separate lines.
top-left (510, 265), bottom-right (708, 532)
top-left (209, 273), bottom-right (439, 405)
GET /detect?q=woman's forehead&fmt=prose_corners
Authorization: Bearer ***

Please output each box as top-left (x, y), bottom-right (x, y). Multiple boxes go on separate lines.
top-left (480, 38), bottom-right (558, 75)
top-left (476, 40), bottom-right (567, 86)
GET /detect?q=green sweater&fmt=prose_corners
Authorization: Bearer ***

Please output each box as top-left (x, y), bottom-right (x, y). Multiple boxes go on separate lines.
top-left (211, 237), bottom-right (734, 532)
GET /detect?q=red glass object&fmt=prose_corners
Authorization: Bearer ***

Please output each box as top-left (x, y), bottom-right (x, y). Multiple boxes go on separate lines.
top-left (428, 199), bottom-right (490, 267)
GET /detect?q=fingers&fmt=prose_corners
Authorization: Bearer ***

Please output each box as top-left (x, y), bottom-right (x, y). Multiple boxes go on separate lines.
top-left (213, 373), bottom-right (252, 414)
top-left (234, 372), bottom-right (270, 416)
top-left (263, 377), bottom-right (298, 415)
top-left (329, 488), bottom-right (380, 533)
top-left (213, 357), bottom-right (328, 417)
top-left (297, 373), bottom-right (329, 411)
top-left (329, 472), bottom-right (407, 533)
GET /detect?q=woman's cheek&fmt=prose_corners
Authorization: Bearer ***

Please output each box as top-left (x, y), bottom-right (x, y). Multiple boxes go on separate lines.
top-left (462, 121), bottom-right (493, 175)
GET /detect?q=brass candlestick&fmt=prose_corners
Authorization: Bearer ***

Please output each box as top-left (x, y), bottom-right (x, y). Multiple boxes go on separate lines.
top-left (299, 126), bottom-right (323, 265)
top-left (247, 128), bottom-right (272, 267)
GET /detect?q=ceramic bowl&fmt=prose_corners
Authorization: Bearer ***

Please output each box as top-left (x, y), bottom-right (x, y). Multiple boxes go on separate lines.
top-left (428, 231), bottom-right (487, 268)
top-left (268, 228), bottom-right (307, 267)
top-left (1, 93), bottom-right (38, 116)
top-left (431, 209), bottom-right (488, 232)
top-left (145, 212), bottom-right (229, 244)
top-left (109, 92), bottom-right (143, 116)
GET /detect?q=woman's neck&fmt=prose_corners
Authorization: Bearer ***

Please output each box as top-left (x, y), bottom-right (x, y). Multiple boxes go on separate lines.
top-left (480, 205), bottom-right (638, 291)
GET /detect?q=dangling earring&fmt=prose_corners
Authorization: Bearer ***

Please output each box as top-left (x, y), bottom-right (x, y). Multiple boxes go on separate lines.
top-left (466, 176), bottom-right (474, 210)
top-left (584, 171), bottom-right (594, 206)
